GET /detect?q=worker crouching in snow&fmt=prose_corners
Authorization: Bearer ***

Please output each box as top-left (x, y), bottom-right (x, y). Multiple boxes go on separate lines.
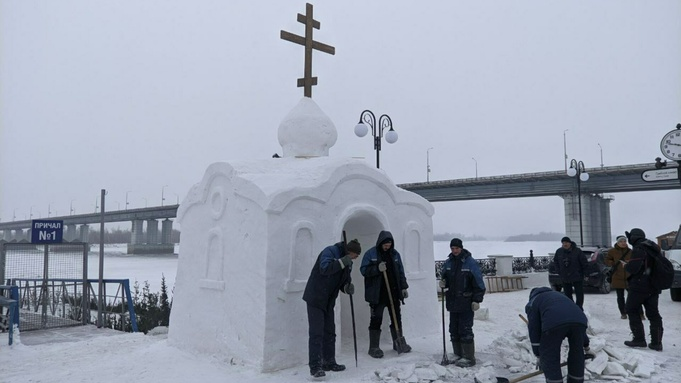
top-left (525, 287), bottom-right (589, 383)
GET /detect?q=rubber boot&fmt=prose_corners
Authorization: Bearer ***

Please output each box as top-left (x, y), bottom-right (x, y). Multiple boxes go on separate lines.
top-left (455, 341), bottom-right (476, 367)
top-left (451, 341), bottom-right (463, 362)
top-left (649, 325), bottom-right (663, 351)
top-left (624, 319), bottom-right (647, 348)
top-left (390, 325), bottom-right (412, 353)
top-left (368, 330), bottom-right (384, 358)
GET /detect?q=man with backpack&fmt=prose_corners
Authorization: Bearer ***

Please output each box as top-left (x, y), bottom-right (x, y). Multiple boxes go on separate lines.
top-left (623, 228), bottom-right (667, 351)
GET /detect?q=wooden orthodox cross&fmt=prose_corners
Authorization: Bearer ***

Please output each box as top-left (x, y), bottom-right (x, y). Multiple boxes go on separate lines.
top-left (280, 3), bottom-right (335, 98)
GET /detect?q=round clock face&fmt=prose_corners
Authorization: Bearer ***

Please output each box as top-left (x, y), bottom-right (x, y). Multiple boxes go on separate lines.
top-left (660, 129), bottom-right (681, 161)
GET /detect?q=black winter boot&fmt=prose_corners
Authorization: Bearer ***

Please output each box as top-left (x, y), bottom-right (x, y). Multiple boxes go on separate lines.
top-left (451, 341), bottom-right (462, 361)
top-left (310, 367), bottom-right (325, 378)
top-left (625, 317), bottom-right (647, 348)
top-left (368, 330), bottom-right (384, 358)
top-left (649, 325), bottom-right (663, 351)
top-left (455, 341), bottom-right (476, 367)
top-left (390, 325), bottom-right (411, 353)
top-left (321, 362), bottom-right (346, 372)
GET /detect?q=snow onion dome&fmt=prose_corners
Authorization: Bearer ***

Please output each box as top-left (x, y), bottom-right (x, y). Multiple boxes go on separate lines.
top-left (278, 97), bottom-right (337, 158)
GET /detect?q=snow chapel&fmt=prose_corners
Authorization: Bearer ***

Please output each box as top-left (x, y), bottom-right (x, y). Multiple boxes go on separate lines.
top-left (168, 4), bottom-right (438, 372)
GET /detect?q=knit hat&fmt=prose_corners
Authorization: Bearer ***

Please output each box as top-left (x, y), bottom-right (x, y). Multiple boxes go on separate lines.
top-left (625, 228), bottom-right (645, 246)
top-left (561, 236), bottom-right (571, 243)
top-left (450, 238), bottom-right (463, 248)
top-left (346, 239), bottom-right (361, 255)
top-left (616, 235), bottom-right (627, 242)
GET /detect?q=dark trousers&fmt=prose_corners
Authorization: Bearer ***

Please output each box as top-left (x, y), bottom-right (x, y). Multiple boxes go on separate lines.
top-left (625, 292), bottom-right (662, 342)
top-left (562, 280), bottom-right (584, 310)
top-left (449, 310), bottom-right (474, 343)
top-left (369, 300), bottom-right (401, 331)
top-left (615, 288), bottom-right (627, 315)
top-left (307, 304), bottom-right (336, 370)
top-left (539, 324), bottom-right (586, 383)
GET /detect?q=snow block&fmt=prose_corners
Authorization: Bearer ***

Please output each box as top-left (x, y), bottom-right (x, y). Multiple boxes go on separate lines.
top-left (602, 361), bottom-right (629, 376)
top-left (429, 363), bottom-right (448, 378)
top-left (585, 350), bottom-right (609, 375)
top-left (415, 367), bottom-right (439, 381)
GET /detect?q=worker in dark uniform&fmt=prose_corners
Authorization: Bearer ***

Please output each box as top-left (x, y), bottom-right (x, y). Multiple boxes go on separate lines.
top-left (525, 287), bottom-right (589, 383)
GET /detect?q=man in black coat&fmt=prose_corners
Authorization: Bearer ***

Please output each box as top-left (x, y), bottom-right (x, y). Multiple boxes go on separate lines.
top-left (359, 231), bottom-right (411, 358)
top-left (302, 239), bottom-right (361, 378)
top-left (623, 228), bottom-right (664, 351)
top-left (553, 237), bottom-right (587, 310)
top-left (525, 287), bottom-right (589, 383)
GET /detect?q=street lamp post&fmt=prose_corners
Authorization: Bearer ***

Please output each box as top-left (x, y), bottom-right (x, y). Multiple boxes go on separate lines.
top-left (48, 203), bottom-right (52, 217)
top-left (12, 209), bottom-right (16, 221)
top-left (427, 147), bottom-right (433, 182)
top-left (30, 206), bottom-right (34, 219)
top-left (472, 157), bottom-right (478, 179)
top-left (563, 129), bottom-right (569, 172)
top-left (70, 200), bottom-right (76, 215)
top-left (598, 143), bottom-right (604, 168)
top-left (142, 197), bottom-right (148, 208)
top-left (567, 159), bottom-right (590, 247)
top-left (125, 191), bottom-right (132, 210)
top-left (354, 110), bottom-right (398, 169)
top-left (162, 185), bottom-right (169, 206)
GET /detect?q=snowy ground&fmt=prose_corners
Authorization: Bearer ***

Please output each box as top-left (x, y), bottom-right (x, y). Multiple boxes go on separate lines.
top-left (2, 281), bottom-right (679, 383)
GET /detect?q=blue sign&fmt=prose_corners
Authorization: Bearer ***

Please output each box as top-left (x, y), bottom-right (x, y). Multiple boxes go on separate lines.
top-left (31, 220), bottom-right (64, 244)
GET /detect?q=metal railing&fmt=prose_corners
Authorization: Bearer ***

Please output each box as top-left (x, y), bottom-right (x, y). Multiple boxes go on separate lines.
top-left (9, 278), bottom-right (138, 332)
top-left (435, 258), bottom-right (497, 279)
top-left (435, 255), bottom-right (553, 278)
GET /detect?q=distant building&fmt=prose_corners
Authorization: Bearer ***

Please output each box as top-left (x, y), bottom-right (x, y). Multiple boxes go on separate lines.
top-left (657, 229), bottom-right (678, 250)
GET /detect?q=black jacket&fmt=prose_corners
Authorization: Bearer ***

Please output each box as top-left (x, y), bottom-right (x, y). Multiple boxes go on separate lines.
top-left (302, 242), bottom-right (353, 310)
top-left (553, 241), bottom-right (587, 283)
top-left (626, 238), bottom-right (661, 294)
top-left (359, 231), bottom-right (408, 305)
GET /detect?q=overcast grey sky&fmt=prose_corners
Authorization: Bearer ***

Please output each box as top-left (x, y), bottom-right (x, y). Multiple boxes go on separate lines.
top-left (1, 1), bottom-right (680, 239)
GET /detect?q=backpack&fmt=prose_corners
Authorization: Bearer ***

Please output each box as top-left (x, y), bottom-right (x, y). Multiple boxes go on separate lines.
top-left (643, 241), bottom-right (674, 291)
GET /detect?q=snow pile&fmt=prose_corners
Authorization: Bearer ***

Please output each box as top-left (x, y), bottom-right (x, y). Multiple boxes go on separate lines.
top-left (373, 361), bottom-right (497, 383)
top-left (367, 309), bottom-right (661, 383)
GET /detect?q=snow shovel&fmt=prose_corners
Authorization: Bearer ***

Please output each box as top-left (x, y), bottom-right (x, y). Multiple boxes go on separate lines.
top-left (440, 286), bottom-right (449, 366)
top-left (382, 269), bottom-right (409, 354)
top-left (493, 361), bottom-right (568, 383)
top-left (493, 353), bottom-right (594, 383)
top-left (342, 230), bottom-right (359, 367)
top-left (349, 292), bottom-right (358, 368)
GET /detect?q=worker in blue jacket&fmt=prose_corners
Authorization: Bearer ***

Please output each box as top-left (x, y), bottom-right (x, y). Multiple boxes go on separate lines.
top-left (525, 287), bottom-right (589, 383)
top-left (302, 239), bottom-right (361, 378)
top-left (438, 238), bottom-right (486, 367)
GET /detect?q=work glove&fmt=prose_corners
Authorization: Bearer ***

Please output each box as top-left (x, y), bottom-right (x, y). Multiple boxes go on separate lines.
top-left (402, 289), bottom-right (408, 299)
top-left (471, 302), bottom-right (480, 311)
top-left (343, 283), bottom-right (355, 295)
top-left (340, 255), bottom-right (353, 268)
top-left (378, 262), bottom-right (387, 272)
top-left (439, 279), bottom-right (446, 289)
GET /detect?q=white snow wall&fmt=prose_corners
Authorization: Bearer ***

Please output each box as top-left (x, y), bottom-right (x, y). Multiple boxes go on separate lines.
top-left (168, 157), bottom-right (439, 372)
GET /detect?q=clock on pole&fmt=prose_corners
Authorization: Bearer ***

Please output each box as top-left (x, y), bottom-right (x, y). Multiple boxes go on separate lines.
top-left (660, 123), bottom-right (681, 161)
